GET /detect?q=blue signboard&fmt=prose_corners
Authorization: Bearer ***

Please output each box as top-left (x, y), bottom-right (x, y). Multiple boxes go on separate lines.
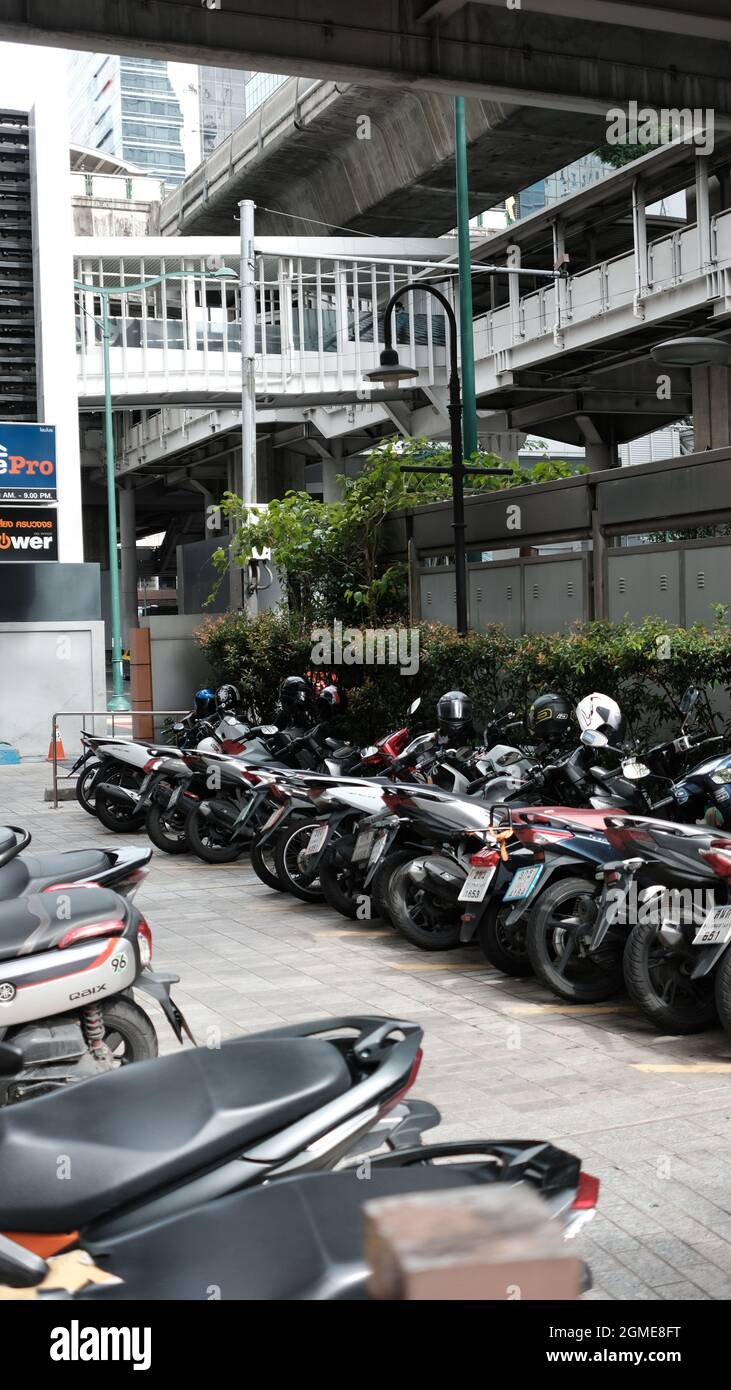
top-left (0, 422), bottom-right (56, 503)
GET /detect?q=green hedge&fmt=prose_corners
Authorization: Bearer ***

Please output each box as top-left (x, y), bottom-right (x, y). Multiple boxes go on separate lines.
top-left (195, 611), bottom-right (731, 743)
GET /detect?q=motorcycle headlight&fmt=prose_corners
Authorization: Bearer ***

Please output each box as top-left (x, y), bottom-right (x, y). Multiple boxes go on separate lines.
top-left (711, 768), bottom-right (731, 784)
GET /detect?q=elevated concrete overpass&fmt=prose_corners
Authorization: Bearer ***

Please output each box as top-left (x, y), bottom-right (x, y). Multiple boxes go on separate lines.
top-left (158, 76), bottom-right (606, 239)
top-left (3, 2), bottom-right (730, 115)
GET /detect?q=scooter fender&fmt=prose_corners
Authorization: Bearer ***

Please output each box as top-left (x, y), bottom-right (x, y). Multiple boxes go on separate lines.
top-left (132, 968), bottom-right (196, 1046)
top-left (504, 855), bottom-right (577, 927)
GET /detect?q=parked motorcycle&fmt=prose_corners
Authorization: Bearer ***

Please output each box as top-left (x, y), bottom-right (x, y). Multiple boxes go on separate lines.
top-left (0, 825), bottom-right (151, 901)
top-left (0, 1015), bottom-right (427, 1242)
top-left (0, 1018), bottom-right (598, 1297)
top-left (0, 885), bottom-right (191, 1103)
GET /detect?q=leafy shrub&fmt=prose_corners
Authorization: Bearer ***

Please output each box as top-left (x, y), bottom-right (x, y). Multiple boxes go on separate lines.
top-left (196, 612), bottom-right (731, 744)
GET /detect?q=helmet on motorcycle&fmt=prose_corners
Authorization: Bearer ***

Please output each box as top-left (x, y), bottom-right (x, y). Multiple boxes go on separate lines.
top-left (316, 683), bottom-right (347, 718)
top-left (436, 691), bottom-right (474, 741)
top-left (194, 687), bottom-right (216, 718)
top-left (576, 692), bottom-right (625, 746)
top-left (216, 683), bottom-right (239, 712)
top-left (279, 675), bottom-right (313, 712)
top-left (527, 692), bottom-right (572, 745)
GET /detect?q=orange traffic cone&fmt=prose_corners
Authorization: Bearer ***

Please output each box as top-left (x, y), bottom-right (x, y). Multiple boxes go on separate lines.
top-left (47, 726), bottom-right (66, 761)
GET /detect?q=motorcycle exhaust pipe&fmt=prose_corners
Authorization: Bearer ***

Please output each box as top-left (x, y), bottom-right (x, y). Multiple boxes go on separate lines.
top-left (96, 783), bottom-right (140, 808)
top-left (204, 800), bottom-right (242, 828)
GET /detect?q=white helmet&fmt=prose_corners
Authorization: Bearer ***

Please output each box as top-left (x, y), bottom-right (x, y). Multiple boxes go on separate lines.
top-left (576, 693), bottom-right (625, 745)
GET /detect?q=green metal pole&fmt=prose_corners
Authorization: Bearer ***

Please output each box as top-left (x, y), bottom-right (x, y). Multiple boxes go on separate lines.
top-left (454, 96), bottom-right (477, 459)
top-left (101, 293), bottom-right (129, 713)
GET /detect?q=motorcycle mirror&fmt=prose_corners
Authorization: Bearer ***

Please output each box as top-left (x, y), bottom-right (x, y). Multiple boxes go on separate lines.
top-left (0, 1041), bottom-right (24, 1076)
top-left (622, 759), bottom-right (651, 780)
top-left (581, 728), bottom-right (608, 747)
top-left (408, 698), bottom-right (421, 716)
top-left (680, 686), bottom-right (700, 715)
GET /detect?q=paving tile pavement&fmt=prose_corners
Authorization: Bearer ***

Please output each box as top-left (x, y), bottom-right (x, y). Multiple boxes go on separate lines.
top-left (5, 761), bottom-right (731, 1300)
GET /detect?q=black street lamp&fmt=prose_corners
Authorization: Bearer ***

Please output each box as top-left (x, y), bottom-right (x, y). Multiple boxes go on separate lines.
top-left (366, 282), bottom-right (510, 634)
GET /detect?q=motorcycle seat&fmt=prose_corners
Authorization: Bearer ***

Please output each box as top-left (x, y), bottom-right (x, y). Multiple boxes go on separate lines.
top-left (0, 1038), bottom-right (352, 1232)
top-left (0, 886), bottom-right (125, 961)
top-left (79, 1165), bottom-right (491, 1301)
top-left (0, 849), bottom-right (112, 902)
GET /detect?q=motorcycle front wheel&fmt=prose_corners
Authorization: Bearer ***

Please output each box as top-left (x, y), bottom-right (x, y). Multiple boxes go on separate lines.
top-left (274, 820), bottom-right (326, 903)
top-left (388, 860), bottom-right (461, 951)
top-left (527, 875), bottom-right (624, 1003)
top-left (624, 920), bottom-right (717, 1034)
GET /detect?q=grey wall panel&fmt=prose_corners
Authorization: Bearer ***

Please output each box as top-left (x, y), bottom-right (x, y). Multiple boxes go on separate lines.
top-left (469, 565), bottom-right (522, 635)
top-left (0, 620), bottom-right (106, 756)
top-left (0, 563), bottom-right (101, 622)
top-left (608, 549), bottom-right (681, 624)
top-left (142, 615), bottom-right (214, 713)
top-left (523, 558), bottom-right (586, 633)
top-left (419, 570), bottom-right (457, 627)
top-left (684, 545), bottom-right (731, 626)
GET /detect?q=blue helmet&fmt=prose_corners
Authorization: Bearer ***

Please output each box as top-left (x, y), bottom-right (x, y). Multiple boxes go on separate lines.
top-left (194, 687), bottom-right (216, 718)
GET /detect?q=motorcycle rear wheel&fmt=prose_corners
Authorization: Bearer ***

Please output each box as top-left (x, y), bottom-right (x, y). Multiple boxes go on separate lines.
top-left (477, 898), bottom-right (532, 976)
top-left (527, 875), bottom-right (623, 1003)
top-left (103, 997), bottom-right (158, 1063)
top-left (319, 835), bottom-right (367, 920)
top-left (75, 762), bottom-right (100, 815)
top-left (624, 920), bottom-right (717, 1034)
top-left (370, 850), bottom-right (416, 926)
top-left (714, 948), bottom-right (731, 1037)
top-left (186, 803), bottom-right (247, 863)
top-left (94, 765), bottom-right (146, 834)
top-left (145, 801), bottom-right (190, 855)
top-left (388, 860), bottom-right (461, 950)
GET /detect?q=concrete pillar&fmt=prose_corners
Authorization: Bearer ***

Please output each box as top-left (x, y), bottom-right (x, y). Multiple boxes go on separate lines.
top-left (321, 438), bottom-right (344, 502)
top-left (119, 482), bottom-right (138, 645)
top-left (691, 364), bottom-right (731, 450)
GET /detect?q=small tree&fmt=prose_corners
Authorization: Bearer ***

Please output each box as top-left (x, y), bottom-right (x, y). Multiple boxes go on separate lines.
top-left (213, 437), bottom-right (580, 624)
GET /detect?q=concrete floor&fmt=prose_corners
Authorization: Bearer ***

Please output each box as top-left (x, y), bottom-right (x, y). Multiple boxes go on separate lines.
top-left (5, 760), bottom-right (731, 1300)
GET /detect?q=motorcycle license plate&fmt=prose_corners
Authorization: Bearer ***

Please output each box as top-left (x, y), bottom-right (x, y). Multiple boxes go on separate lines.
top-left (693, 905), bottom-right (731, 946)
top-left (352, 828), bottom-right (376, 863)
top-left (304, 824), bottom-right (328, 857)
top-left (458, 866), bottom-right (496, 902)
top-left (503, 864), bottom-right (544, 902)
top-left (368, 829), bottom-right (389, 868)
top-left (261, 806), bottom-right (285, 834)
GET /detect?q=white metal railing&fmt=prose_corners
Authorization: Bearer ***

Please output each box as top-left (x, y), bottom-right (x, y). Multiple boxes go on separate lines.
top-left (73, 240), bottom-right (453, 402)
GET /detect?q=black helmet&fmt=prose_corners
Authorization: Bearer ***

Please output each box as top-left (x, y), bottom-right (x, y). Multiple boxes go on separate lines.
top-left (436, 690), bottom-right (474, 740)
top-left (216, 683), bottom-right (239, 711)
top-left (527, 692), bottom-right (572, 745)
top-left (194, 687), bottom-right (216, 718)
top-left (279, 675), bottom-right (312, 712)
top-left (316, 683), bottom-right (347, 719)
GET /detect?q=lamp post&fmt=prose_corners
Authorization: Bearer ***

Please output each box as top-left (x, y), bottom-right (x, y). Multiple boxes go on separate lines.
top-left (74, 266), bottom-right (237, 711)
top-left (365, 282), bottom-right (510, 634)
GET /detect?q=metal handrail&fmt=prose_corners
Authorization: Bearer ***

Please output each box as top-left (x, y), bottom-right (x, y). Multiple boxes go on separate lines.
top-left (49, 708), bottom-right (189, 810)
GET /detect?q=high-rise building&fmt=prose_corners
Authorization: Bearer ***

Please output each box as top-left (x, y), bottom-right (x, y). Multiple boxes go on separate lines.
top-left (69, 55), bottom-right (265, 184)
top-left (68, 53), bottom-right (186, 185)
top-left (198, 67), bottom-right (249, 158)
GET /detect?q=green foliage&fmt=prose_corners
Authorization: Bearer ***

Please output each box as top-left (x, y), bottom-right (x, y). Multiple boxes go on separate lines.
top-left (195, 612), bottom-right (731, 745)
top-left (213, 437), bottom-right (582, 625)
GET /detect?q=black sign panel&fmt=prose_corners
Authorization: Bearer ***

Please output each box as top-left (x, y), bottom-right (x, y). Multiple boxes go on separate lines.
top-left (0, 506), bottom-right (58, 561)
